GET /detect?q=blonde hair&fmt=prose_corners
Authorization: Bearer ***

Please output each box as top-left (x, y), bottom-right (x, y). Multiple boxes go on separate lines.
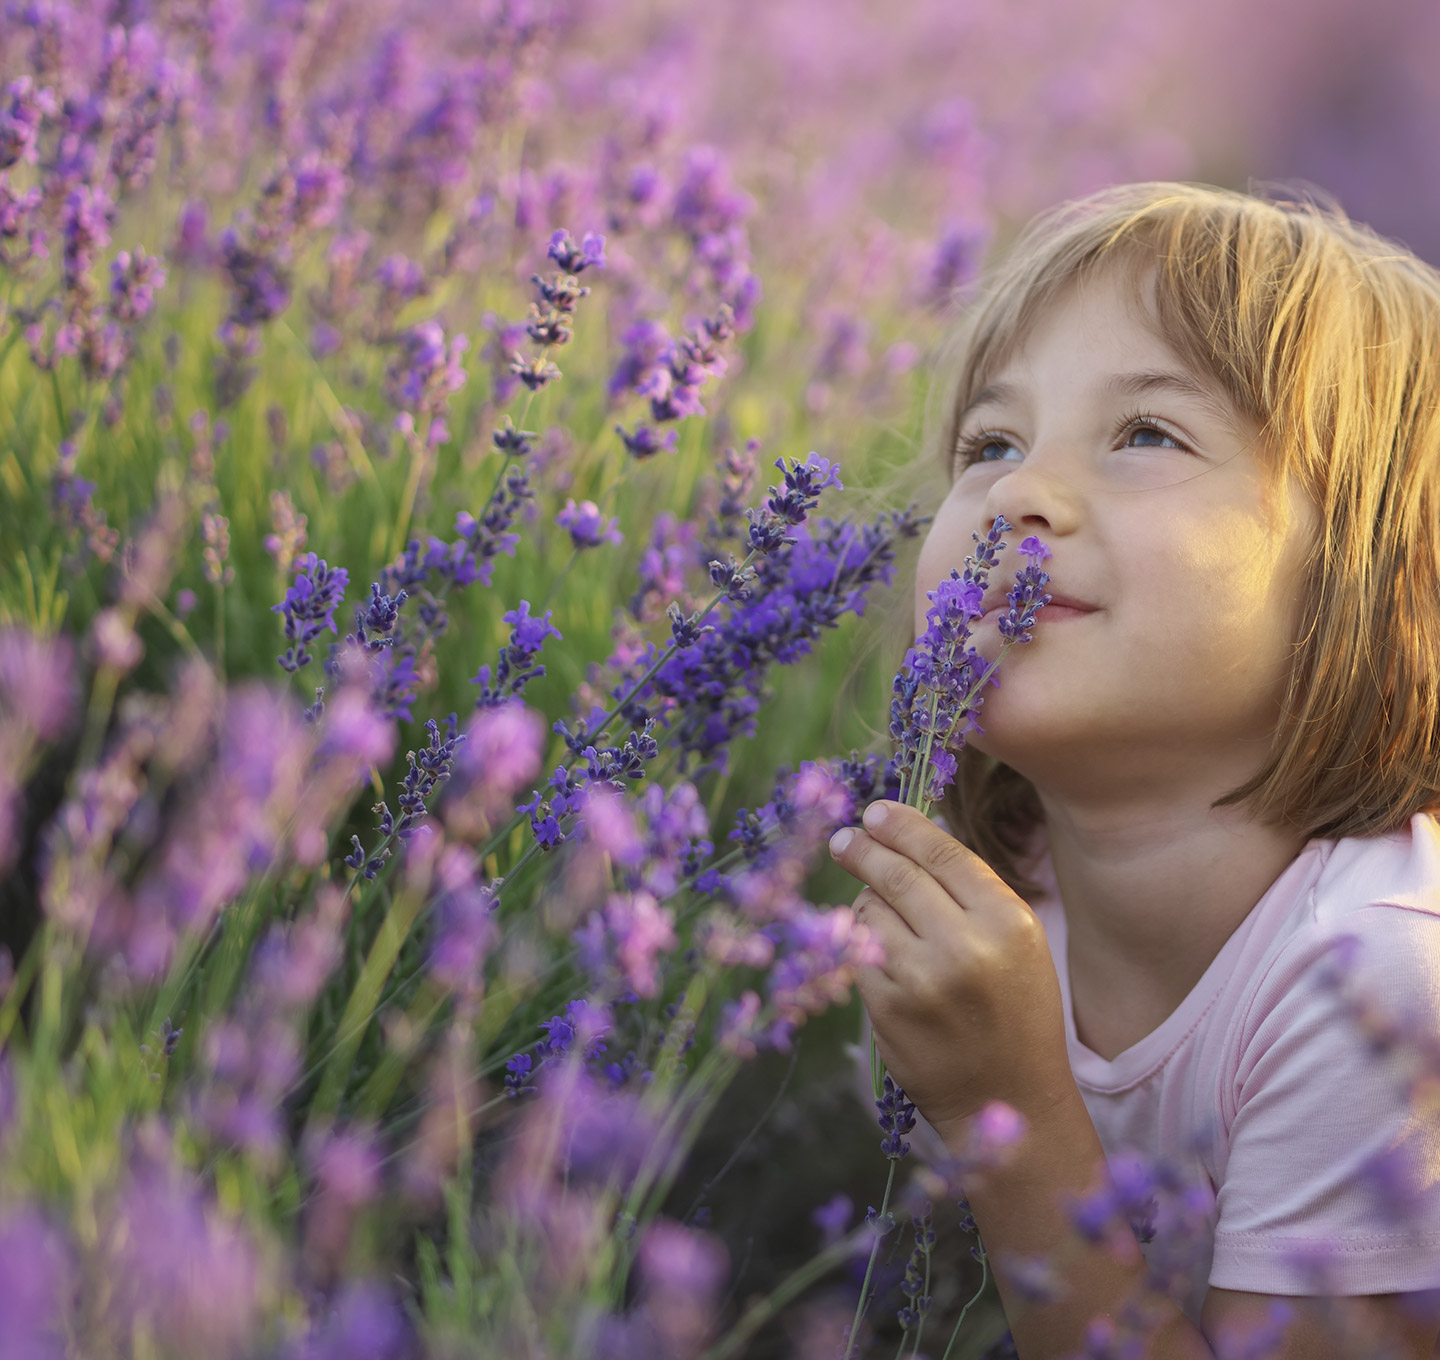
top-left (931, 181), bottom-right (1440, 893)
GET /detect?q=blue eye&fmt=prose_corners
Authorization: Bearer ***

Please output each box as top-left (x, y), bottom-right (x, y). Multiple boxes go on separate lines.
top-left (1126, 424), bottom-right (1181, 448)
top-left (954, 433), bottom-right (1022, 467)
top-left (953, 412), bottom-right (1189, 472)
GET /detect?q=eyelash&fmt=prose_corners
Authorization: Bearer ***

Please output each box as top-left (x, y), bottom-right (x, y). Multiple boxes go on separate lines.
top-left (951, 409), bottom-right (1191, 471)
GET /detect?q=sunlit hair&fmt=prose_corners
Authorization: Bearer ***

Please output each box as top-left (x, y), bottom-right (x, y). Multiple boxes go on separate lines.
top-left (928, 181), bottom-right (1440, 893)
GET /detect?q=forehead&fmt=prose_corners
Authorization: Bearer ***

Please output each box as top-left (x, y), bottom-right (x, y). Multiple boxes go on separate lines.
top-left (958, 268), bottom-right (1256, 439)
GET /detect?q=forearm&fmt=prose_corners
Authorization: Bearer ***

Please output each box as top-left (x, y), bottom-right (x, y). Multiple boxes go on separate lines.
top-left (940, 1085), bottom-right (1215, 1360)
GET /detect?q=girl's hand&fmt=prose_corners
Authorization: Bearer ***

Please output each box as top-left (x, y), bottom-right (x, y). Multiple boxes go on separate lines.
top-left (829, 799), bottom-right (1075, 1142)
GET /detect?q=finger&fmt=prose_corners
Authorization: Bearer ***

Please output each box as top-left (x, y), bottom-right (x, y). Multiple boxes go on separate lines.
top-left (830, 823), bottom-right (952, 938)
top-left (854, 939), bottom-right (905, 1007)
top-left (859, 800), bottom-right (1020, 920)
top-left (852, 887), bottom-right (908, 980)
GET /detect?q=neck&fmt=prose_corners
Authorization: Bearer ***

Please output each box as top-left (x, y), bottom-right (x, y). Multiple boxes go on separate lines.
top-left (1034, 782), bottom-right (1310, 1009)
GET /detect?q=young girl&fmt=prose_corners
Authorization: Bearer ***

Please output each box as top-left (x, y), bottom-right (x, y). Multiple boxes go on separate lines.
top-left (829, 182), bottom-right (1440, 1359)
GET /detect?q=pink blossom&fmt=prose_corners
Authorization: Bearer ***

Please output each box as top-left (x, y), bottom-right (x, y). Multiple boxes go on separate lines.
top-left (605, 889), bottom-right (677, 998)
top-left (0, 627), bottom-right (77, 741)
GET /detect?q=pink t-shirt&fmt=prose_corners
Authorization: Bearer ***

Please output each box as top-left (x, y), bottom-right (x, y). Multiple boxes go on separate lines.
top-left (1025, 812), bottom-right (1440, 1320)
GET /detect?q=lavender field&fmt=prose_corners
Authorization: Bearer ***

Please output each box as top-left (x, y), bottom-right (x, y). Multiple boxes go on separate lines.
top-left (0, 1), bottom-right (1434, 1355)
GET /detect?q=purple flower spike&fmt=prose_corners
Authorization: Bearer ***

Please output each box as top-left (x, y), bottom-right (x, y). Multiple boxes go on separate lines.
top-left (812, 1193), bottom-right (854, 1247)
top-left (472, 602), bottom-right (562, 708)
top-left (875, 1073), bottom-right (917, 1159)
top-left (289, 1282), bottom-right (416, 1360)
top-left (888, 515), bottom-right (1051, 807)
top-left (765, 453), bottom-right (843, 528)
top-left (0, 627), bottom-right (77, 741)
top-left (0, 78), bottom-right (56, 172)
top-left (109, 247), bottom-right (166, 324)
top-left (615, 423), bottom-right (678, 460)
top-left (546, 227), bottom-right (606, 274)
top-left (556, 498), bottom-right (622, 549)
top-left (273, 553), bottom-right (349, 673)
top-left (998, 544), bottom-right (1053, 643)
top-left (0, 1208), bottom-right (71, 1360)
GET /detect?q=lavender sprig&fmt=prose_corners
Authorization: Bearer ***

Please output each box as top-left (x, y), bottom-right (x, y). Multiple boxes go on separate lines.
top-left (890, 516), bottom-right (1052, 814)
top-left (870, 519), bottom-right (1051, 1192)
top-left (273, 553), bottom-right (349, 673)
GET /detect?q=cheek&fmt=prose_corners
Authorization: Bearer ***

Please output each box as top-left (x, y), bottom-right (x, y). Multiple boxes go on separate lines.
top-left (913, 495), bottom-right (977, 632)
top-left (913, 533), bottom-right (949, 636)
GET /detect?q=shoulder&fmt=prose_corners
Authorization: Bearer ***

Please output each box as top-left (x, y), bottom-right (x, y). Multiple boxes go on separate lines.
top-left (1249, 813), bottom-right (1440, 1004)
top-left (1229, 816), bottom-right (1440, 1094)
top-left (1310, 812), bottom-right (1440, 924)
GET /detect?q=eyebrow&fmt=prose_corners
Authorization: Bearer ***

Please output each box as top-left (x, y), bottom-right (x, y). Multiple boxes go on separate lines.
top-left (957, 369), bottom-right (1241, 431)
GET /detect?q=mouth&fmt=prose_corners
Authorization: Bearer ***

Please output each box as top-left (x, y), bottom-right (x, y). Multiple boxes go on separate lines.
top-left (979, 593), bottom-right (1098, 622)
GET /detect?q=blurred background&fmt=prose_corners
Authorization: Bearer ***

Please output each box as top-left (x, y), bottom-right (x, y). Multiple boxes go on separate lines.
top-left (624, 0), bottom-right (1440, 1348)
top-left (5, 0), bottom-right (1438, 1352)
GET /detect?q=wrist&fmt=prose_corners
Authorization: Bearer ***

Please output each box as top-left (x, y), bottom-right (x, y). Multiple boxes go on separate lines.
top-left (932, 1073), bottom-right (1087, 1163)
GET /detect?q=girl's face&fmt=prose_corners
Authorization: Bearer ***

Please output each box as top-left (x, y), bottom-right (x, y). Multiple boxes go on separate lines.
top-left (918, 268), bottom-right (1320, 798)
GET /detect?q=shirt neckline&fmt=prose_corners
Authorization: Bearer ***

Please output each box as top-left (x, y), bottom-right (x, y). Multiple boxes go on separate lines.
top-left (1028, 834), bottom-right (1332, 1093)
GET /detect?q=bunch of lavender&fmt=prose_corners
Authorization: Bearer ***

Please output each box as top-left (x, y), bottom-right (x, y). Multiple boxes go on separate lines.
top-left (0, 2), bottom-right (1353, 1356)
top-left (889, 514), bottom-right (1052, 816)
top-left (868, 521), bottom-right (1050, 1102)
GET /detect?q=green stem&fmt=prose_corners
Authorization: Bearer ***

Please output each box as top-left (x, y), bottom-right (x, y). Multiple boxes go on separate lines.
top-left (538, 546), bottom-right (578, 613)
top-left (351, 979), bottom-right (446, 1120)
top-left (389, 419), bottom-right (431, 562)
top-left (940, 1243), bottom-right (990, 1360)
top-left (844, 1157), bottom-right (899, 1360)
top-left (698, 1237), bottom-right (856, 1360)
top-left (309, 881), bottom-right (428, 1122)
top-left (213, 580), bottom-right (226, 674)
top-left (273, 319), bottom-right (377, 485)
top-left (478, 810), bottom-right (525, 862)
top-left (0, 930), bottom-right (44, 1049)
top-left (589, 548), bottom-right (757, 746)
top-left (911, 1226), bottom-right (933, 1358)
top-left (75, 661), bottom-right (120, 777)
top-left (49, 368), bottom-right (66, 436)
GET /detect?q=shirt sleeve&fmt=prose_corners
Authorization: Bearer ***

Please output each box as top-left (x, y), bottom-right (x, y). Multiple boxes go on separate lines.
top-left (1210, 904), bottom-right (1440, 1295)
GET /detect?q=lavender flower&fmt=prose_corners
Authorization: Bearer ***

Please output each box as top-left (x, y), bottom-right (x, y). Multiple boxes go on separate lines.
top-left (812, 1193), bottom-right (854, 1247)
top-left (287, 1282), bottom-right (416, 1360)
top-left (0, 77), bottom-right (56, 171)
top-left (391, 713), bottom-right (465, 843)
top-left (442, 700), bottom-right (547, 837)
top-left (876, 1074), bottom-right (917, 1159)
top-left (556, 498), bottom-right (622, 549)
top-left (616, 423), bottom-right (678, 460)
top-left (384, 320), bottom-right (468, 446)
top-left (0, 627), bottom-right (78, 742)
top-left (896, 1203), bottom-right (935, 1331)
top-left (264, 489), bottom-right (308, 577)
top-left (61, 183), bottom-right (113, 292)
top-left (472, 601), bottom-right (562, 707)
top-left (0, 1209), bottom-right (71, 1360)
top-left (426, 860), bottom-right (498, 996)
top-left (220, 229), bottom-right (291, 326)
top-left (889, 515), bottom-right (1051, 809)
top-left (101, 1153), bottom-right (269, 1355)
top-left (547, 227), bottom-right (607, 273)
top-left (623, 507), bottom-right (916, 775)
top-left (999, 535), bottom-right (1055, 641)
top-left (274, 553), bottom-right (349, 673)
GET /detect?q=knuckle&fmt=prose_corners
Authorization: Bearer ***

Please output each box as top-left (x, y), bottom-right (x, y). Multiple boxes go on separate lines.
top-left (1005, 907), bottom-right (1047, 954)
top-left (911, 969), bottom-right (949, 1012)
top-left (885, 858), bottom-right (925, 899)
top-left (918, 832), bottom-right (964, 879)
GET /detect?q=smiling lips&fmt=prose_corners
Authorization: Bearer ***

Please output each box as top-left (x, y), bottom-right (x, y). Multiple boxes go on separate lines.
top-left (979, 591), bottom-right (1098, 619)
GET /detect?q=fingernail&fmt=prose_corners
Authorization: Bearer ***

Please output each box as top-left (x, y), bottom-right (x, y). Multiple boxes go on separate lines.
top-left (829, 827), bottom-right (855, 856)
top-left (862, 801), bottom-right (890, 829)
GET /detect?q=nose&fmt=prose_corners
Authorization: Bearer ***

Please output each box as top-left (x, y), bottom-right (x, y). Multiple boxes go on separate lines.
top-left (980, 444), bottom-right (1083, 540)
